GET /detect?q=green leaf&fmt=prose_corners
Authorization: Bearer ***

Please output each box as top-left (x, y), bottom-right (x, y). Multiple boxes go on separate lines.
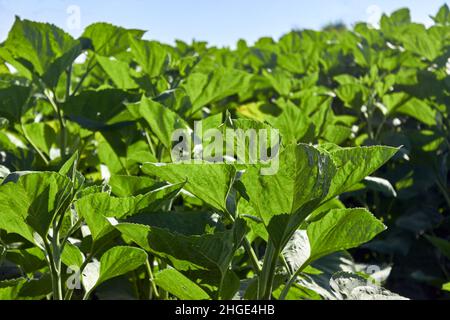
top-left (61, 243), bottom-right (84, 268)
top-left (129, 38), bottom-right (168, 78)
top-left (363, 176), bottom-right (397, 197)
top-left (182, 67), bottom-right (252, 112)
top-left (127, 97), bottom-right (190, 150)
top-left (0, 278), bottom-right (27, 300)
top-left (443, 282), bottom-right (450, 292)
top-left (82, 23), bottom-right (145, 56)
top-left (75, 183), bottom-right (184, 242)
top-left (284, 208), bottom-right (385, 274)
top-left (97, 56), bottom-right (138, 89)
top-left (108, 175), bottom-right (160, 197)
top-left (330, 272), bottom-right (408, 300)
top-left (219, 270), bottom-right (241, 300)
top-left (59, 151), bottom-right (79, 177)
top-left (0, 85), bottom-right (31, 121)
top-left (322, 145), bottom-right (398, 200)
top-left (82, 246), bottom-right (147, 295)
top-left (115, 218), bottom-right (247, 297)
top-left (127, 211), bottom-right (223, 236)
top-left (142, 162), bottom-right (236, 213)
top-left (395, 98), bottom-right (436, 126)
top-left (263, 69), bottom-right (292, 96)
top-left (240, 144), bottom-right (336, 248)
top-left (5, 247), bottom-right (46, 273)
top-left (432, 4), bottom-right (450, 25)
top-left (306, 208), bottom-right (386, 263)
top-left (62, 89), bottom-right (135, 130)
top-left (154, 268), bottom-right (210, 300)
top-left (2, 17), bottom-right (82, 87)
top-left (264, 99), bottom-right (309, 144)
top-left (22, 122), bottom-right (58, 157)
top-left (0, 171), bottom-right (73, 241)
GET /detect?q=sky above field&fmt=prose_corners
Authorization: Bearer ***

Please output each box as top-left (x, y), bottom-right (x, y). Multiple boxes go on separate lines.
top-left (0, 0), bottom-right (447, 47)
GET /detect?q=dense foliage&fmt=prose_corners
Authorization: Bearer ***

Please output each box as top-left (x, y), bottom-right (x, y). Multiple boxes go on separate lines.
top-left (0, 5), bottom-right (449, 300)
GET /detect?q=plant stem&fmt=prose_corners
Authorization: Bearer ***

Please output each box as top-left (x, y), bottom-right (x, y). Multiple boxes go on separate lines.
top-left (66, 65), bottom-right (72, 98)
top-left (243, 237), bottom-right (262, 275)
top-left (224, 209), bottom-right (262, 276)
top-left (258, 241), bottom-right (279, 300)
top-left (45, 91), bottom-right (67, 160)
top-left (279, 264), bottom-right (308, 300)
top-left (144, 129), bottom-right (156, 156)
top-left (145, 259), bottom-right (160, 300)
top-left (43, 238), bottom-right (62, 300)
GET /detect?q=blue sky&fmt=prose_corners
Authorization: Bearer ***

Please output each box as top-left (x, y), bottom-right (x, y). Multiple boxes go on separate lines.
top-left (0, 0), bottom-right (447, 47)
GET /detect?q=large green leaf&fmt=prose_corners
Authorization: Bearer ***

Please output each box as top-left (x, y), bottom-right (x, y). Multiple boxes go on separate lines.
top-left (62, 89), bottom-right (135, 129)
top-left (22, 122), bottom-right (58, 158)
top-left (306, 208), bottom-right (385, 264)
top-left (264, 99), bottom-right (309, 144)
top-left (0, 171), bottom-right (73, 241)
top-left (154, 269), bottom-right (210, 300)
top-left (82, 23), bottom-right (145, 56)
top-left (115, 218), bottom-right (247, 297)
top-left (2, 17), bottom-right (83, 87)
top-left (240, 144), bottom-right (336, 248)
top-left (129, 38), bottom-right (168, 78)
top-left (127, 211), bottom-right (223, 236)
top-left (383, 94), bottom-right (437, 126)
top-left (142, 162), bottom-right (236, 213)
top-left (82, 246), bottom-right (147, 295)
top-left (108, 175), bottom-right (160, 197)
top-left (432, 4), bottom-right (450, 25)
top-left (0, 278), bottom-right (27, 300)
top-left (0, 85), bottom-right (31, 121)
top-left (127, 97), bottom-right (190, 150)
top-left (283, 209), bottom-right (385, 275)
top-left (321, 145), bottom-right (398, 200)
top-left (182, 66), bottom-right (252, 112)
top-left (97, 56), bottom-right (138, 89)
top-left (75, 183), bottom-right (184, 242)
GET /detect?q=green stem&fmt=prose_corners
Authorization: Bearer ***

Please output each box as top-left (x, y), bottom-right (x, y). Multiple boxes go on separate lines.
top-left (60, 219), bottom-right (83, 254)
top-left (258, 241), bottom-right (279, 300)
top-left (66, 65), bottom-right (72, 98)
top-left (243, 238), bottom-right (262, 275)
top-left (144, 129), bottom-right (156, 156)
top-left (374, 114), bottom-right (387, 141)
top-left (224, 209), bottom-right (262, 276)
top-left (43, 238), bottom-right (62, 300)
top-left (145, 259), bottom-right (160, 300)
top-left (45, 91), bottom-right (67, 160)
top-left (279, 264), bottom-right (307, 300)
top-left (280, 253), bottom-right (292, 277)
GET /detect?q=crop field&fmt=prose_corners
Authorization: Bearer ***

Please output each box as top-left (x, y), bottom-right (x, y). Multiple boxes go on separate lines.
top-left (0, 5), bottom-right (449, 301)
